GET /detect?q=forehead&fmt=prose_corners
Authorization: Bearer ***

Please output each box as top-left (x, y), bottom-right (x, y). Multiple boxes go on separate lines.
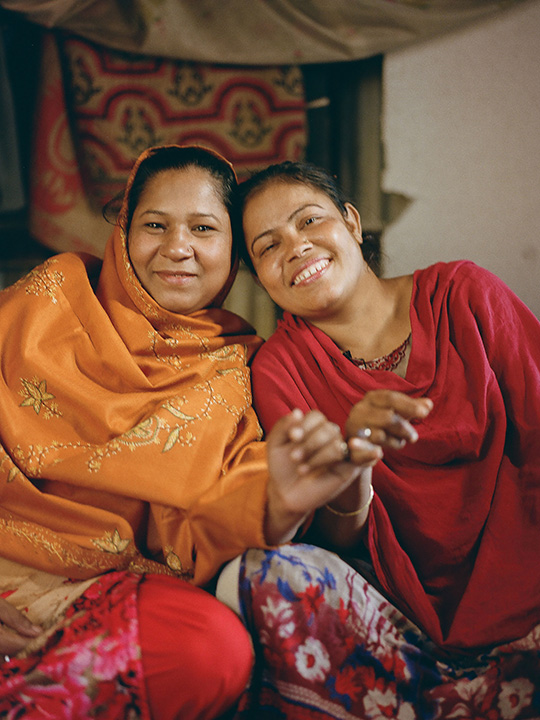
top-left (247, 178), bottom-right (327, 204)
top-left (137, 166), bottom-right (225, 209)
top-left (243, 180), bottom-right (334, 228)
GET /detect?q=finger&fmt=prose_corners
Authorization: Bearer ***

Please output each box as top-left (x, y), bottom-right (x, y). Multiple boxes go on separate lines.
top-left (350, 406), bottom-right (415, 445)
top-left (0, 600), bottom-right (41, 638)
top-left (347, 437), bottom-right (383, 467)
top-left (297, 435), bottom-right (347, 473)
top-left (0, 627), bottom-right (35, 656)
top-left (291, 416), bottom-right (342, 464)
top-left (368, 390), bottom-right (433, 421)
top-left (267, 408), bottom-right (304, 448)
top-left (377, 411), bottom-right (418, 445)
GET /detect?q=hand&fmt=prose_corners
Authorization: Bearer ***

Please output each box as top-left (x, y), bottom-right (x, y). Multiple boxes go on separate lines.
top-left (345, 390), bottom-right (433, 450)
top-left (0, 596), bottom-right (41, 658)
top-left (265, 409), bottom-right (370, 545)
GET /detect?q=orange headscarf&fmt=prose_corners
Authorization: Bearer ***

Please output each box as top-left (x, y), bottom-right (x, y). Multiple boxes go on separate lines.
top-left (0, 146), bottom-right (268, 586)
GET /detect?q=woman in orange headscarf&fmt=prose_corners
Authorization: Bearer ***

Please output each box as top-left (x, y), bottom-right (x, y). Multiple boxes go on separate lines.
top-left (0, 146), bottom-right (365, 719)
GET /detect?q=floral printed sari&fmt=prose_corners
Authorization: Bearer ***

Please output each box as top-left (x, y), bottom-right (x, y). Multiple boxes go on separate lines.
top-left (0, 571), bottom-right (149, 719)
top-left (226, 544), bottom-right (540, 720)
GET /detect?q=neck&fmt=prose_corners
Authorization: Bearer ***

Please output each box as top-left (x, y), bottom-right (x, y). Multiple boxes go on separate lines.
top-left (311, 271), bottom-right (413, 361)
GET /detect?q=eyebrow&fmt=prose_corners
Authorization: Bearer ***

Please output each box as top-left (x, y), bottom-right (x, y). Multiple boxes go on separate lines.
top-left (140, 209), bottom-right (221, 223)
top-left (250, 203), bottom-right (324, 252)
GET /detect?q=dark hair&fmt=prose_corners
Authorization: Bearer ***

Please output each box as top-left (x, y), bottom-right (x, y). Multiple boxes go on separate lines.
top-left (103, 146), bottom-right (237, 235)
top-left (236, 161), bottom-right (355, 273)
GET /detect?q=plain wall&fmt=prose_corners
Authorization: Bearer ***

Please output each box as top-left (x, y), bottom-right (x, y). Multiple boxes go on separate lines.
top-left (381, 0), bottom-right (540, 317)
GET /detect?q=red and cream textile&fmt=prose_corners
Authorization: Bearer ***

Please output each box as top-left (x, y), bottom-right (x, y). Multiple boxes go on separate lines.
top-left (29, 32), bottom-right (306, 256)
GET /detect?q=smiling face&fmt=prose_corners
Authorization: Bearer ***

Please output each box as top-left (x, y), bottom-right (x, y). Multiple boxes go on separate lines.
top-left (242, 179), bottom-right (367, 321)
top-left (128, 166), bottom-right (233, 315)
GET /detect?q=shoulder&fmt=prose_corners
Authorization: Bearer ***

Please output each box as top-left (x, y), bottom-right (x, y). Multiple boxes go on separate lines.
top-left (252, 320), bottom-right (294, 375)
top-left (415, 260), bottom-right (513, 299)
top-left (0, 252), bottom-right (95, 305)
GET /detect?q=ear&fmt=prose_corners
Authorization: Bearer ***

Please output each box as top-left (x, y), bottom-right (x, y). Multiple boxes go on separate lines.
top-left (343, 202), bottom-right (363, 243)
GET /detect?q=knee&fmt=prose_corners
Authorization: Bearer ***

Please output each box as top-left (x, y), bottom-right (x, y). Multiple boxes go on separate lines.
top-left (138, 574), bottom-right (253, 719)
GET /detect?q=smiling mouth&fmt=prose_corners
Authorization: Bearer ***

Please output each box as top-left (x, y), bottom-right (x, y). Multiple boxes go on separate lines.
top-left (156, 271), bottom-right (197, 283)
top-left (292, 259), bottom-right (330, 286)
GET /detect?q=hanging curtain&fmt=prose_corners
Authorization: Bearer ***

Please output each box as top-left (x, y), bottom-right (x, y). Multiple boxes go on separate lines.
top-left (0, 0), bottom-right (526, 65)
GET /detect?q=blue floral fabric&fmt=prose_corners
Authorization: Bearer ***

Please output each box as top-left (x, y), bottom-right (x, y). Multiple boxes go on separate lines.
top-left (233, 544), bottom-right (540, 719)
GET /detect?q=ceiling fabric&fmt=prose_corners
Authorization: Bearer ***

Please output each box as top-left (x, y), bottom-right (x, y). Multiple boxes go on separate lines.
top-left (0, 0), bottom-right (526, 64)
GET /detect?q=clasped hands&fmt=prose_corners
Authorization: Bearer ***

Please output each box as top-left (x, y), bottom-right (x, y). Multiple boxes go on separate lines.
top-left (265, 390), bottom-right (433, 545)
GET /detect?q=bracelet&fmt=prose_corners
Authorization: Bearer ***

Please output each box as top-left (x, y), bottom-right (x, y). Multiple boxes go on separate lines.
top-left (324, 484), bottom-right (374, 517)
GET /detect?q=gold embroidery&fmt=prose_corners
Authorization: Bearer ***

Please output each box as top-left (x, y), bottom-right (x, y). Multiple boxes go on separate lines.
top-left (13, 444), bottom-right (49, 478)
top-left (19, 377), bottom-right (61, 418)
top-left (11, 340), bottom-right (252, 473)
top-left (0, 514), bottom-right (172, 576)
top-left (7, 467), bottom-right (19, 483)
top-left (91, 529), bottom-right (131, 554)
top-left (164, 546), bottom-right (193, 580)
top-left (0, 447), bottom-right (21, 483)
top-left (19, 258), bottom-right (65, 304)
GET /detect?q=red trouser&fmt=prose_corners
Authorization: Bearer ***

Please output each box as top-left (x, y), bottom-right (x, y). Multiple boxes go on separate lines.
top-left (138, 574), bottom-right (253, 720)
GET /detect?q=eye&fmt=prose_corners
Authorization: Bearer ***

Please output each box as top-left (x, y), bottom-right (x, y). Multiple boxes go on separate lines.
top-left (304, 216), bottom-right (319, 227)
top-left (145, 221), bottom-right (165, 231)
top-left (193, 224), bottom-right (215, 233)
top-left (258, 241), bottom-right (277, 257)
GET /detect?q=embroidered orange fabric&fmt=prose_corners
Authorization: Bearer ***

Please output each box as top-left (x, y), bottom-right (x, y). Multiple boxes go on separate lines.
top-left (0, 146), bottom-right (268, 586)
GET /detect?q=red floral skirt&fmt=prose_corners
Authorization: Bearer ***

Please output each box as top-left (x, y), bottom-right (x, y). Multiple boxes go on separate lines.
top-left (0, 571), bottom-right (150, 719)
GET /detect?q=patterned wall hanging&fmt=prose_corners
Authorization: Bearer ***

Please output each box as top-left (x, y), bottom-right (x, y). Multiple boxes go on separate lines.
top-left (58, 34), bottom-right (306, 211)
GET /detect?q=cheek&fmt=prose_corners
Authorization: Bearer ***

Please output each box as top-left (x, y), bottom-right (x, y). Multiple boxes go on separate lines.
top-left (254, 259), bottom-right (281, 291)
top-left (205, 240), bottom-right (233, 277)
top-left (128, 233), bottom-right (151, 274)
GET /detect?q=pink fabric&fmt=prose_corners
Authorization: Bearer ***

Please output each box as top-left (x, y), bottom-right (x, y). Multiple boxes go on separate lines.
top-left (251, 261), bottom-right (540, 651)
top-left (0, 572), bottom-right (253, 719)
top-left (0, 571), bottom-right (150, 719)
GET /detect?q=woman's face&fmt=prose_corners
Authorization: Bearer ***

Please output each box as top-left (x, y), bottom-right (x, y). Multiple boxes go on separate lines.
top-left (243, 180), bottom-right (366, 320)
top-left (128, 167), bottom-right (233, 315)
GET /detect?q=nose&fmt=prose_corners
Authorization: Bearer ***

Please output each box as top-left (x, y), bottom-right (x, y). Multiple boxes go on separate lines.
top-left (160, 226), bottom-right (193, 260)
top-left (285, 232), bottom-right (313, 262)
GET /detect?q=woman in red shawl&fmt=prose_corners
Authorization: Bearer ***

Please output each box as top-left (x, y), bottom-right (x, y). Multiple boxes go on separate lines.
top-left (0, 147), bottom-right (366, 719)
top-left (217, 160), bottom-right (540, 719)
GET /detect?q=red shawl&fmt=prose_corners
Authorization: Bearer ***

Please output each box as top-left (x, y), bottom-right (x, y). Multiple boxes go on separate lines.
top-left (252, 261), bottom-right (540, 651)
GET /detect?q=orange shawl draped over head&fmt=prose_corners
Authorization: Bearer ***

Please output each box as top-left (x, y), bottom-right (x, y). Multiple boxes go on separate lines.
top-left (0, 146), bottom-right (268, 587)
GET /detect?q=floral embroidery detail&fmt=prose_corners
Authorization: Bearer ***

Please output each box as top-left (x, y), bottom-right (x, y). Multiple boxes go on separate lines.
top-left (164, 546), bottom-right (193, 580)
top-left (0, 447), bottom-right (20, 483)
top-left (19, 378), bottom-right (61, 418)
top-left (18, 258), bottom-right (65, 304)
top-left (91, 529), bottom-right (131, 554)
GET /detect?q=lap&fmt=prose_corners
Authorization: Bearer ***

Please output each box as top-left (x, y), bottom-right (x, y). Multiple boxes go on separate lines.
top-left (219, 544), bottom-right (540, 720)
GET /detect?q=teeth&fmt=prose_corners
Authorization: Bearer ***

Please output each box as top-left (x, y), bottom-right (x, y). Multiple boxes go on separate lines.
top-left (293, 259), bottom-right (330, 286)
